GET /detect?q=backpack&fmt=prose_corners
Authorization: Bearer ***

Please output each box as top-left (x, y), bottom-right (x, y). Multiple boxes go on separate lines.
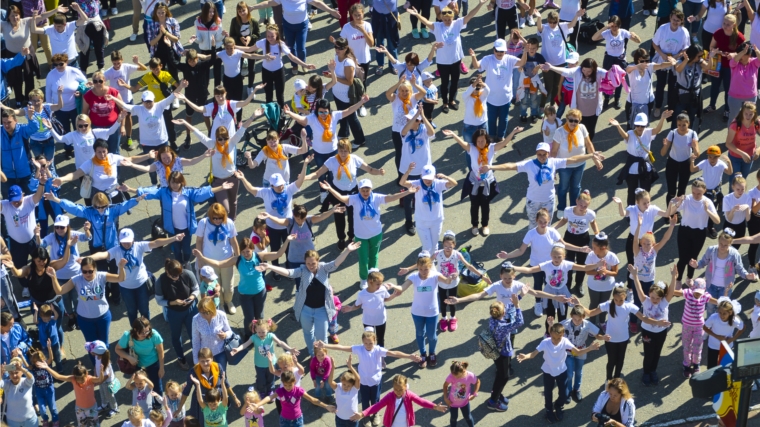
top-left (212, 100), bottom-right (237, 126)
top-left (578, 19), bottom-right (604, 45)
top-left (345, 59), bottom-right (366, 104)
top-left (477, 327), bottom-right (503, 360)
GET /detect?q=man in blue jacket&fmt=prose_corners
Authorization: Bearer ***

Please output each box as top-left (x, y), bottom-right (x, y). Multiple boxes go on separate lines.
top-left (1, 108), bottom-right (37, 198)
top-left (0, 47), bottom-right (28, 106)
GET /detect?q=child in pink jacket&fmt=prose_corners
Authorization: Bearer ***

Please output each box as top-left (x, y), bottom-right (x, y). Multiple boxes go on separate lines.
top-left (351, 375), bottom-right (447, 427)
top-left (328, 294), bottom-right (342, 343)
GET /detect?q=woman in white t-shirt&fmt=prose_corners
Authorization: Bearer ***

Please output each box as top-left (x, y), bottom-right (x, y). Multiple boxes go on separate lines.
top-left (396, 252), bottom-right (456, 368)
top-left (331, 37), bottom-right (367, 147)
top-left (688, 0), bottom-right (732, 48)
top-left (661, 112), bottom-right (700, 203)
top-left (652, 10), bottom-right (691, 117)
top-left (610, 111), bottom-right (672, 206)
top-left (671, 179), bottom-right (720, 286)
top-left (535, 10), bottom-right (584, 108)
top-left (591, 16), bottom-right (641, 108)
top-left (195, 203), bottom-right (240, 313)
top-left (336, 4), bottom-right (374, 117)
top-left (304, 139), bottom-right (385, 249)
top-left (551, 109), bottom-right (601, 217)
top-left (400, 164), bottom-right (457, 253)
top-left (251, 25), bottom-right (316, 106)
top-left (398, 109), bottom-right (437, 237)
top-left (555, 190), bottom-right (600, 294)
top-left (408, 0), bottom-right (487, 112)
top-left (625, 48), bottom-right (676, 130)
top-left (385, 77), bottom-right (428, 183)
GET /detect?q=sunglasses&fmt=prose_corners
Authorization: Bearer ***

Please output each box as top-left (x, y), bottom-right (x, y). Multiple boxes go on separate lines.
top-left (94, 205), bottom-right (108, 210)
top-left (211, 216), bottom-right (224, 221)
top-left (54, 62), bottom-right (65, 67)
top-left (199, 310), bottom-right (211, 315)
top-left (82, 269), bottom-right (95, 274)
top-left (54, 226), bottom-right (67, 230)
top-left (317, 111), bottom-right (329, 115)
top-left (78, 124), bottom-right (90, 129)
top-left (635, 125), bottom-right (645, 128)
top-left (334, 45), bottom-right (346, 50)
top-left (567, 119), bottom-right (580, 124)
top-left (93, 79), bottom-right (104, 84)
top-left (441, 10), bottom-right (454, 15)
top-left (216, 137), bottom-right (228, 141)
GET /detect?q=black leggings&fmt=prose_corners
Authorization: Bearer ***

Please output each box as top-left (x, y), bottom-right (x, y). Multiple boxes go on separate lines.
top-left (0, 50), bottom-right (35, 106)
top-left (469, 184), bottom-right (492, 227)
top-left (200, 49), bottom-right (223, 88)
top-left (155, 39), bottom-right (181, 82)
top-left (665, 157), bottom-right (691, 202)
top-left (495, 6), bottom-right (519, 40)
top-left (262, 67), bottom-right (286, 106)
top-left (438, 61), bottom-right (461, 104)
top-left (625, 170), bottom-right (653, 206)
top-left (365, 323), bottom-right (386, 347)
top-left (729, 220), bottom-right (747, 251)
top-left (544, 302), bottom-right (567, 334)
top-left (334, 98), bottom-right (366, 146)
top-left (642, 328), bottom-right (668, 374)
top-left (654, 68), bottom-right (677, 109)
top-left (243, 58), bottom-right (256, 88)
top-left (325, 187), bottom-right (356, 242)
top-left (392, 131), bottom-right (403, 180)
top-left (705, 189), bottom-right (723, 231)
top-left (707, 347), bottom-right (720, 369)
top-left (438, 286), bottom-right (457, 317)
top-left (223, 74), bottom-right (245, 123)
top-left (605, 340), bottom-right (628, 380)
top-left (580, 114), bottom-right (599, 142)
top-left (409, 0), bottom-right (432, 29)
top-left (80, 23), bottom-right (106, 72)
top-left (748, 215), bottom-right (760, 267)
top-left (542, 69), bottom-right (563, 108)
top-left (564, 231), bottom-right (590, 288)
top-left (676, 226), bottom-right (707, 281)
top-left (490, 355), bottom-right (511, 401)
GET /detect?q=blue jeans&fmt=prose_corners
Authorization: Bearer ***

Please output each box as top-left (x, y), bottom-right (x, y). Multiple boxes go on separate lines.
top-left (449, 402), bottom-right (474, 427)
top-left (462, 123), bottom-right (487, 145)
top-left (120, 282), bottom-right (150, 326)
top-left (42, 342), bottom-right (62, 369)
top-left (360, 384), bottom-right (381, 409)
top-left (6, 415), bottom-right (38, 427)
top-left (166, 303), bottom-right (197, 364)
top-left (95, 126), bottom-right (121, 155)
top-left (62, 287), bottom-right (78, 316)
top-left (279, 416), bottom-right (304, 427)
top-left (239, 289), bottom-right (267, 338)
top-left (213, 350), bottom-right (228, 372)
top-left (557, 166), bottom-right (584, 212)
top-left (708, 65), bottom-right (731, 112)
top-left (300, 305), bottom-right (329, 357)
top-left (36, 386), bottom-right (59, 422)
top-left (171, 228), bottom-right (192, 264)
top-left (144, 361), bottom-right (163, 393)
top-left (565, 354), bottom-right (585, 395)
top-left (729, 155), bottom-right (752, 187)
top-left (520, 90), bottom-right (540, 118)
top-left (706, 284), bottom-right (731, 317)
top-left (142, 142), bottom-right (168, 185)
top-left (29, 137), bottom-right (57, 175)
top-left (335, 415), bottom-right (359, 427)
top-left (78, 310), bottom-right (111, 363)
top-left (282, 19), bottom-right (308, 67)
top-left (486, 102), bottom-right (509, 141)
top-left (411, 314), bottom-right (438, 356)
top-left (683, 1), bottom-right (702, 35)
top-left (255, 365), bottom-right (274, 400)
top-left (56, 108), bottom-right (78, 134)
top-left (314, 377), bottom-right (334, 398)
top-left (372, 10), bottom-right (399, 67)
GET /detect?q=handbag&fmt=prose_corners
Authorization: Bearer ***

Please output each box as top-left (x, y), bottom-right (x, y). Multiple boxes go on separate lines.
top-left (107, 376), bottom-right (122, 394)
top-left (80, 161), bottom-right (95, 199)
top-left (224, 333), bottom-right (248, 365)
top-left (558, 24), bottom-right (576, 61)
top-left (117, 335), bottom-right (138, 375)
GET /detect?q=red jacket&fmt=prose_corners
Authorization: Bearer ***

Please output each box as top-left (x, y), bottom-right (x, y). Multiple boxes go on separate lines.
top-left (362, 390), bottom-right (436, 427)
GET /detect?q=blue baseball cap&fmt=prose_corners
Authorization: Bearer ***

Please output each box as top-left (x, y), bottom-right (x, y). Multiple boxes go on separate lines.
top-left (8, 186), bottom-right (22, 202)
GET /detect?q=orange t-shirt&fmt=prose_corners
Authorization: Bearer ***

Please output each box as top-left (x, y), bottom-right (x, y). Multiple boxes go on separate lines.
top-left (71, 376), bottom-right (97, 408)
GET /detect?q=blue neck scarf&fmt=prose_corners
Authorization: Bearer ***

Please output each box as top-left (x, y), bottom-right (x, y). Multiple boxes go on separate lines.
top-left (405, 127), bottom-right (424, 154)
top-left (121, 244), bottom-right (139, 271)
top-left (271, 189), bottom-right (288, 217)
top-left (209, 223), bottom-right (229, 245)
top-left (55, 233), bottom-right (67, 259)
top-left (420, 180), bottom-right (440, 211)
top-left (359, 193), bottom-right (378, 219)
top-left (532, 159), bottom-right (553, 186)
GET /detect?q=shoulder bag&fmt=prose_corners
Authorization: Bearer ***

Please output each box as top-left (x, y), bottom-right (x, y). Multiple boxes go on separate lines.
top-left (80, 162), bottom-right (96, 199)
top-left (117, 334), bottom-right (138, 375)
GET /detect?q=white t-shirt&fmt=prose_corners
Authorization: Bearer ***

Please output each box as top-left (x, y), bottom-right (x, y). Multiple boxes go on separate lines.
top-left (259, 183), bottom-right (299, 230)
top-left (540, 23), bottom-right (573, 66)
top-left (254, 144), bottom-right (300, 183)
top-left (325, 155), bottom-right (364, 191)
top-left (602, 29), bottom-right (631, 58)
top-left (523, 227), bottom-right (562, 266)
top-left (170, 191), bottom-right (189, 230)
top-left (196, 218), bottom-right (238, 260)
top-left (255, 39), bottom-right (291, 71)
top-left (723, 192), bottom-right (753, 224)
top-left (641, 297), bottom-right (670, 333)
top-left (563, 207), bottom-right (596, 235)
top-left (1, 196), bottom-right (37, 243)
top-left (409, 272), bottom-right (440, 317)
top-left (107, 242), bottom-right (151, 289)
top-left (273, 0), bottom-right (314, 24)
top-left (123, 97), bottom-right (174, 146)
top-left (434, 249), bottom-right (462, 289)
top-left (749, 187), bottom-right (760, 217)
top-left (218, 50), bottom-right (244, 78)
top-left (626, 205), bottom-right (663, 237)
top-left (750, 306), bottom-right (760, 339)
top-left (351, 344), bottom-right (388, 386)
top-left (468, 144), bottom-right (495, 175)
top-left (484, 281), bottom-right (528, 310)
top-left (599, 301), bottom-right (639, 342)
top-left (432, 19), bottom-right (465, 65)
top-left (712, 257), bottom-right (728, 287)
top-left (42, 231), bottom-right (88, 280)
top-left (349, 193), bottom-right (386, 239)
top-left (517, 157), bottom-right (567, 203)
top-left (478, 54), bottom-right (519, 106)
top-left (678, 195), bottom-right (717, 229)
top-left (697, 159), bottom-right (729, 190)
top-left (411, 179), bottom-right (448, 223)
top-left (391, 398), bottom-right (407, 427)
top-left (540, 260), bottom-right (574, 289)
top-left (585, 251), bottom-right (620, 292)
top-left (79, 154), bottom-right (125, 192)
top-left (333, 57), bottom-right (355, 103)
top-left (626, 129), bottom-right (654, 174)
top-left (703, 0), bottom-right (729, 33)
top-left (340, 22), bottom-right (373, 65)
top-left (204, 101), bottom-right (242, 140)
top-left (559, 0), bottom-right (580, 21)
top-left (553, 125), bottom-right (589, 166)
top-left (399, 127), bottom-right (434, 176)
top-left (665, 129), bottom-right (698, 162)
top-left (463, 85), bottom-right (489, 125)
top-left (45, 66), bottom-right (87, 111)
top-left (307, 111), bottom-right (344, 154)
top-left (536, 337), bottom-right (574, 376)
top-left (652, 24), bottom-right (690, 60)
top-left (391, 98), bottom-right (418, 133)
top-left (627, 63), bottom-right (655, 104)
top-left (44, 22), bottom-right (78, 60)
top-left (705, 313), bottom-right (744, 349)
top-left (105, 64), bottom-right (139, 103)
top-left (354, 288), bottom-right (391, 326)
top-left (542, 119), bottom-right (560, 145)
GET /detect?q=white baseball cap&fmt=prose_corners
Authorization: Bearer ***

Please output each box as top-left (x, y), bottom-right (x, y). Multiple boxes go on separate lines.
top-left (141, 91), bottom-right (155, 102)
top-left (421, 71), bottom-right (435, 81)
top-left (269, 173), bottom-right (286, 187)
top-left (493, 38), bottom-right (507, 52)
top-left (119, 228), bottom-right (135, 243)
top-left (567, 52), bottom-right (580, 64)
top-left (53, 215), bottom-right (70, 227)
top-left (200, 266), bottom-right (218, 281)
top-left (358, 179), bottom-right (373, 189)
top-left (633, 112), bottom-right (649, 126)
top-left (293, 79), bottom-right (307, 91)
top-left (536, 142), bottom-right (551, 152)
top-left (421, 165), bottom-right (436, 180)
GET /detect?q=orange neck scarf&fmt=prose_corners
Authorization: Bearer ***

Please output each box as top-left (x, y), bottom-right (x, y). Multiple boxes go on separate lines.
top-left (317, 114), bottom-right (333, 142)
top-left (477, 145), bottom-right (489, 166)
top-left (194, 362), bottom-right (220, 390)
top-left (92, 155), bottom-right (112, 176)
top-left (336, 154), bottom-right (352, 181)
top-left (162, 156), bottom-right (175, 183)
top-left (216, 138), bottom-right (232, 167)
top-left (564, 123), bottom-right (579, 152)
top-left (263, 144), bottom-right (288, 169)
top-left (471, 91), bottom-right (484, 118)
top-left (399, 94), bottom-right (411, 114)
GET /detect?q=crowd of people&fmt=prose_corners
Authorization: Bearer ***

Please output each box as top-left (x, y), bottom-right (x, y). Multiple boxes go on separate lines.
top-left (4, 0), bottom-right (760, 424)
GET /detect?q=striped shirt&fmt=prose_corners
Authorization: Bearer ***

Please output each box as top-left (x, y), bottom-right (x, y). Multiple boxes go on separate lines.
top-left (682, 289), bottom-right (711, 327)
top-left (287, 262), bottom-right (338, 322)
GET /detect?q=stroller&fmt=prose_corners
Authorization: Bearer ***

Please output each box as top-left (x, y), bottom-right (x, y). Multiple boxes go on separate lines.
top-left (237, 102), bottom-right (303, 168)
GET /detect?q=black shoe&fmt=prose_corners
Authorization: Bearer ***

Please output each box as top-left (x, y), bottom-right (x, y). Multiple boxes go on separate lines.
top-left (614, 100), bottom-right (621, 110)
top-left (450, 102), bottom-right (459, 111)
top-left (182, 138), bottom-right (191, 150)
top-left (337, 239), bottom-right (346, 251)
top-left (577, 285), bottom-right (585, 297)
top-left (273, 273), bottom-right (282, 282)
top-left (603, 96), bottom-right (610, 109)
top-left (570, 390), bottom-right (582, 403)
top-left (406, 224), bottom-right (416, 236)
top-left (530, 115), bottom-right (539, 124)
top-left (723, 111), bottom-right (730, 122)
top-left (708, 228), bottom-right (718, 239)
top-left (442, 105), bottom-right (449, 114)
top-left (170, 141), bottom-right (180, 152)
top-left (554, 407), bottom-right (564, 421)
top-left (65, 150), bottom-right (74, 160)
top-left (545, 411), bottom-right (558, 424)
top-left (564, 395), bottom-right (571, 405)
top-left (520, 115), bottom-right (528, 123)
top-left (67, 316), bottom-right (77, 331)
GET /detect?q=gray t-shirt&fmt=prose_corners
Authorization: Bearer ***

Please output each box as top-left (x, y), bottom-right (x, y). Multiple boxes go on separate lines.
top-left (287, 217), bottom-right (315, 262)
top-left (560, 318), bottom-right (599, 360)
top-left (74, 271), bottom-right (110, 318)
top-left (2, 376), bottom-right (35, 422)
top-left (132, 384), bottom-right (160, 415)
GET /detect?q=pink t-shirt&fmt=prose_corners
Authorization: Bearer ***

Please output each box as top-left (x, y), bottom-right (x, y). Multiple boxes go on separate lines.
top-left (729, 57), bottom-right (760, 99)
top-left (275, 386), bottom-right (305, 420)
top-left (728, 120), bottom-right (759, 159)
top-left (244, 407), bottom-right (265, 427)
top-left (445, 372), bottom-right (478, 408)
top-left (682, 289), bottom-right (711, 327)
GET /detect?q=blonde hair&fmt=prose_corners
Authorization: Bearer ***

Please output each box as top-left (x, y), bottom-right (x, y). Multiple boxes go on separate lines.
top-left (338, 138), bottom-right (352, 152)
top-left (577, 191), bottom-right (592, 203)
top-left (92, 71), bottom-right (107, 85)
top-left (393, 374), bottom-right (408, 388)
top-left (28, 89), bottom-right (44, 101)
top-left (639, 232), bottom-right (656, 246)
top-left (550, 245), bottom-right (566, 256)
top-left (127, 406), bottom-right (144, 421)
top-left (490, 301), bottom-right (505, 319)
top-left (361, 331), bottom-right (377, 343)
top-left (149, 410), bottom-right (164, 426)
top-left (367, 270), bottom-right (384, 283)
top-left (92, 193), bottom-right (109, 207)
top-left (166, 380), bottom-right (181, 394)
top-left (606, 378), bottom-right (633, 400)
top-left (207, 203), bottom-right (228, 224)
top-left (243, 390), bottom-right (261, 404)
top-left (566, 108), bottom-right (582, 120)
top-left (733, 175), bottom-right (747, 187)
top-left (398, 81), bottom-right (413, 96)
top-left (198, 296), bottom-right (217, 317)
top-left (276, 353), bottom-right (294, 369)
top-left (76, 114), bottom-right (92, 125)
top-left (416, 256), bottom-right (433, 269)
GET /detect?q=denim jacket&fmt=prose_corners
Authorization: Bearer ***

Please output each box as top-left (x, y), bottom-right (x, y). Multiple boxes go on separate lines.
top-left (59, 198), bottom-right (139, 248)
top-left (138, 186), bottom-right (214, 235)
top-left (696, 246), bottom-right (749, 288)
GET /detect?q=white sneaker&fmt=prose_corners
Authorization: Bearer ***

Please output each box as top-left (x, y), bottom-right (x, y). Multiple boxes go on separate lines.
top-left (519, 17), bottom-right (525, 28)
top-left (526, 15), bottom-right (535, 26)
top-left (226, 304), bottom-right (237, 314)
top-left (358, 106), bottom-right (367, 117)
top-left (172, 99), bottom-right (180, 109)
top-left (352, 143), bottom-right (361, 149)
top-left (22, 288), bottom-right (30, 298)
top-left (320, 192), bottom-right (328, 203)
top-left (130, 33), bottom-right (137, 42)
top-left (111, 7), bottom-right (118, 14)
top-left (556, 210), bottom-right (564, 220)
top-left (534, 303), bottom-right (542, 316)
top-left (360, 280), bottom-right (367, 289)
top-left (308, 21), bottom-right (313, 29)
top-left (653, 8), bottom-right (658, 14)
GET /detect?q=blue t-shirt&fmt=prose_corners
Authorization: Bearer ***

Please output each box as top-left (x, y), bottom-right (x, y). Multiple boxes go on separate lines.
top-left (236, 254), bottom-right (265, 295)
top-left (38, 317), bottom-right (59, 346)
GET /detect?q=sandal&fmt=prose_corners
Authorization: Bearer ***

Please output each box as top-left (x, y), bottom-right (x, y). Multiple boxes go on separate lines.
top-left (450, 101), bottom-right (459, 111)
